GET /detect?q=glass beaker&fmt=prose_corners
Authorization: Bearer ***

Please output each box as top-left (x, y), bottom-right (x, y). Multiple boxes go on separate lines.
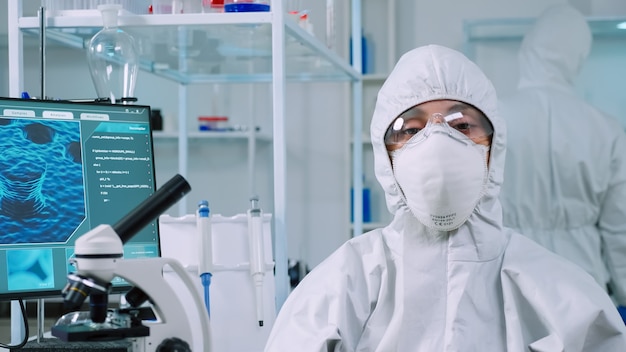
top-left (86, 4), bottom-right (139, 104)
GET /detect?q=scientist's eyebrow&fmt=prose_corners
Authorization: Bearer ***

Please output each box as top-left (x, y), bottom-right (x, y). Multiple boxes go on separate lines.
top-left (398, 106), bottom-right (427, 119)
top-left (447, 102), bottom-right (475, 113)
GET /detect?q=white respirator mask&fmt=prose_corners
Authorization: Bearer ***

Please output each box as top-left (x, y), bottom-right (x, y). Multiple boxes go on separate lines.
top-left (389, 112), bottom-right (490, 231)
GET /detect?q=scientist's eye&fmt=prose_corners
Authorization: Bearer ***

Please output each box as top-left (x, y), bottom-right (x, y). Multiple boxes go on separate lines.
top-left (392, 127), bottom-right (421, 143)
top-left (452, 122), bottom-right (471, 132)
top-left (402, 127), bottom-right (421, 136)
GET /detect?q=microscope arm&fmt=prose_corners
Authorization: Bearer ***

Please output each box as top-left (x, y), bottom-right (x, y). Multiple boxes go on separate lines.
top-left (114, 257), bottom-right (211, 352)
top-left (53, 175), bottom-right (211, 351)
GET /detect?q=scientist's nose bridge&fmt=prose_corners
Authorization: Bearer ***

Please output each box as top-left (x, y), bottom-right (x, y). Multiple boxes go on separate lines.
top-left (431, 112), bottom-right (456, 124)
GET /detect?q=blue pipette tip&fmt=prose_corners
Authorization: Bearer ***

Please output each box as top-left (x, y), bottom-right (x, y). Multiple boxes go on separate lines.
top-left (200, 272), bottom-right (212, 318)
top-left (198, 200), bottom-right (210, 217)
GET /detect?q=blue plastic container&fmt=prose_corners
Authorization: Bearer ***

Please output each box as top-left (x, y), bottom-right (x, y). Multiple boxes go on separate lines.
top-left (224, 3), bottom-right (270, 12)
top-left (350, 187), bottom-right (371, 223)
top-left (349, 32), bottom-right (369, 74)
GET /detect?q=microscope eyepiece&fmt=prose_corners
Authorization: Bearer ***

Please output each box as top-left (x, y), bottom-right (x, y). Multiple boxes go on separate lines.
top-left (113, 174), bottom-right (191, 244)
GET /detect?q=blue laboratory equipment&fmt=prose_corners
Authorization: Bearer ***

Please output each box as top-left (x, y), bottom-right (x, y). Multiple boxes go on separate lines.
top-left (351, 174), bottom-right (372, 223)
top-left (197, 200), bottom-right (213, 318)
top-left (247, 196), bottom-right (265, 327)
top-left (224, 0), bottom-right (270, 12)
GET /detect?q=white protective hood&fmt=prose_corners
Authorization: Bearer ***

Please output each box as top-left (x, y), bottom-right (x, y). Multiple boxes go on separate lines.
top-left (517, 4), bottom-right (591, 90)
top-left (265, 45), bottom-right (626, 352)
top-left (371, 45), bottom-right (505, 238)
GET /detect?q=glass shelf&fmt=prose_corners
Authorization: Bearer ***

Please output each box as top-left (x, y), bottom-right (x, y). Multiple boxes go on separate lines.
top-left (464, 16), bottom-right (626, 42)
top-left (18, 12), bottom-right (360, 84)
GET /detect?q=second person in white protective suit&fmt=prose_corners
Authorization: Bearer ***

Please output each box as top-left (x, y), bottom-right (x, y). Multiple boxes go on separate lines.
top-left (264, 45), bottom-right (626, 351)
top-left (499, 4), bottom-right (626, 310)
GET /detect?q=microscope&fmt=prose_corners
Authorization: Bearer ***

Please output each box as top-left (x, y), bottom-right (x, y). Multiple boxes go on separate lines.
top-left (50, 174), bottom-right (211, 352)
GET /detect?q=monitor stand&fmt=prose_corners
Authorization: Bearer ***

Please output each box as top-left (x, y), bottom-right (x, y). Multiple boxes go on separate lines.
top-left (36, 299), bottom-right (44, 343)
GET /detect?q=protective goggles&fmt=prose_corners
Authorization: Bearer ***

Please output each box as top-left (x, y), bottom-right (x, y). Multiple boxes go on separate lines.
top-left (384, 104), bottom-right (493, 150)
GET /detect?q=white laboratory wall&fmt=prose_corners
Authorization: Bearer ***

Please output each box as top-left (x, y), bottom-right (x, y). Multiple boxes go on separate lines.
top-left (410, 0), bottom-right (565, 50)
top-left (588, 0), bottom-right (626, 15)
top-left (577, 42), bottom-right (626, 127)
top-left (574, 0), bottom-right (626, 127)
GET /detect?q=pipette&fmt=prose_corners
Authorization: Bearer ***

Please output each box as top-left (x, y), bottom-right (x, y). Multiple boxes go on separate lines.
top-left (197, 200), bottom-right (213, 318)
top-left (247, 196), bottom-right (265, 327)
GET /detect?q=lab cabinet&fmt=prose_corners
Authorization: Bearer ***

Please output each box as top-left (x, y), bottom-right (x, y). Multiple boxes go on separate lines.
top-left (463, 16), bottom-right (626, 129)
top-left (7, 0), bottom-right (361, 319)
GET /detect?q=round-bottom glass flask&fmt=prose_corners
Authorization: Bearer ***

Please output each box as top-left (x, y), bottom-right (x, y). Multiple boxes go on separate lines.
top-left (87, 4), bottom-right (139, 104)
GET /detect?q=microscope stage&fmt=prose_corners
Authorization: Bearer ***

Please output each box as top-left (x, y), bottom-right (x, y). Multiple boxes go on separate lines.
top-left (51, 323), bottom-right (150, 342)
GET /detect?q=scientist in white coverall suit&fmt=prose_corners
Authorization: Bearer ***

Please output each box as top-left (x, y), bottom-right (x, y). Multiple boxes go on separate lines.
top-left (499, 4), bottom-right (626, 312)
top-left (264, 44), bottom-right (626, 351)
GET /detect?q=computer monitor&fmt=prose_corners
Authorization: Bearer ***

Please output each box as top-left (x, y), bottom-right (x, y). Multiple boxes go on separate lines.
top-left (0, 97), bottom-right (159, 300)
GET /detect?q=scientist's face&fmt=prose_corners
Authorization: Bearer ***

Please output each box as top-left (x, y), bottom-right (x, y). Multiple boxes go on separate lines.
top-left (384, 99), bottom-right (493, 165)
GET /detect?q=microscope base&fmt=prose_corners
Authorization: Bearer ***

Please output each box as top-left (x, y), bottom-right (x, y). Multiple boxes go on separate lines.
top-left (51, 324), bottom-right (149, 342)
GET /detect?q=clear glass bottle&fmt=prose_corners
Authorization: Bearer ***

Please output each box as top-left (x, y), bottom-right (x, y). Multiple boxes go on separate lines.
top-left (87, 4), bottom-right (139, 104)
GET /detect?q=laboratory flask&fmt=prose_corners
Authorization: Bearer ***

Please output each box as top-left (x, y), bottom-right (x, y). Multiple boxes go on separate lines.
top-left (87, 4), bottom-right (139, 104)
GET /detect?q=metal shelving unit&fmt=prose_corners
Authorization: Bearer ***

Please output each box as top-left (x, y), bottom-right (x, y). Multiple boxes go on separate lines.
top-left (351, 0), bottom-right (396, 237)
